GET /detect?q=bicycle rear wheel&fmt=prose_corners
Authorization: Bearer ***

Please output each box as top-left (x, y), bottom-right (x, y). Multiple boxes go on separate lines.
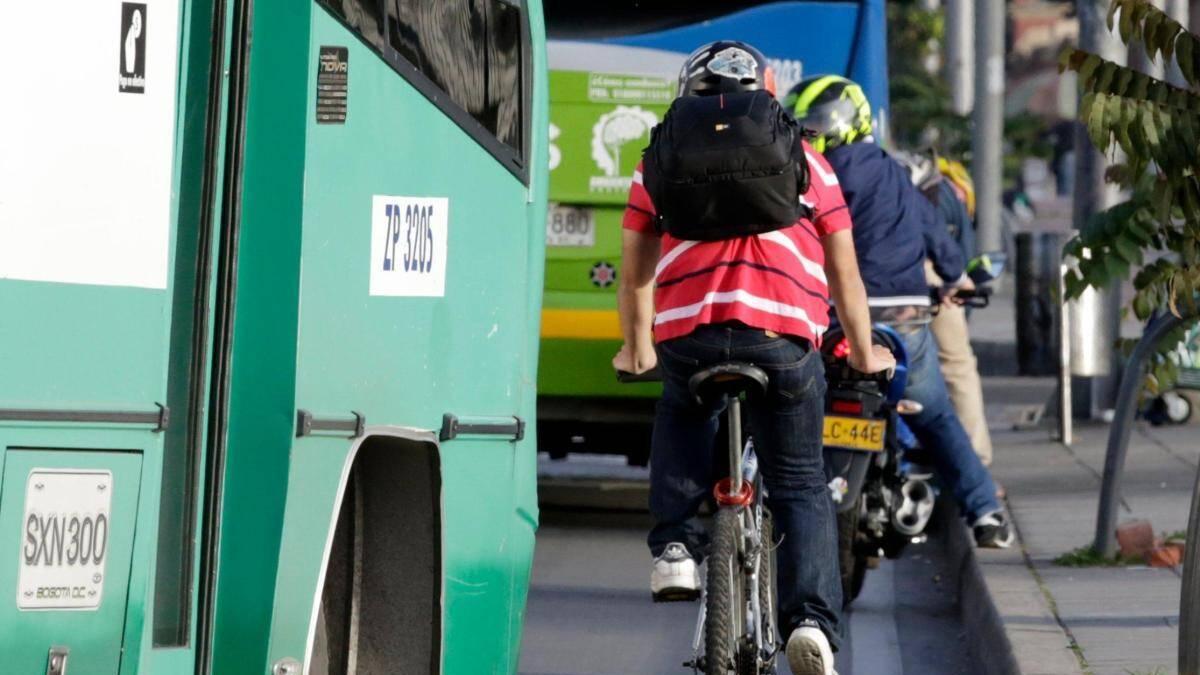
top-left (706, 507), bottom-right (743, 675)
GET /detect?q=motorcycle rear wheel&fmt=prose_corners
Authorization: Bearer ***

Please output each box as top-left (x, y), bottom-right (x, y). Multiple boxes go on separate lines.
top-left (837, 497), bottom-right (868, 605)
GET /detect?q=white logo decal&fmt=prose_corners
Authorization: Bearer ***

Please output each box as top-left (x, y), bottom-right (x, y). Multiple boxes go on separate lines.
top-left (123, 9), bottom-right (142, 75)
top-left (370, 196), bottom-right (449, 297)
top-left (707, 47), bottom-right (758, 81)
top-left (548, 122), bottom-right (561, 171)
top-left (589, 106), bottom-right (658, 192)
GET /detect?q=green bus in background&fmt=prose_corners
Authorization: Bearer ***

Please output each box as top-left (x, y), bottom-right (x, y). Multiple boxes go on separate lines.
top-left (538, 42), bottom-right (677, 465)
top-left (538, 1), bottom-right (890, 465)
top-left (0, 0), bottom-right (546, 673)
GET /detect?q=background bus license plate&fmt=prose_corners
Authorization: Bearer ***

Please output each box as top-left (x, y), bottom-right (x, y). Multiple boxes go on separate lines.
top-left (546, 204), bottom-right (595, 247)
top-left (18, 470), bottom-right (113, 610)
top-left (822, 416), bottom-right (886, 452)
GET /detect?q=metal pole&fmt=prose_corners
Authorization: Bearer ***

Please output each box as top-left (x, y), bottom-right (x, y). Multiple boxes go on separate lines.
top-left (945, 0), bottom-right (973, 115)
top-left (1074, 0), bottom-right (1129, 416)
top-left (1093, 312), bottom-right (1191, 557)
top-left (972, 0), bottom-right (1004, 253)
top-left (1182, 461), bottom-right (1200, 674)
top-left (728, 397), bottom-right (743, 496)
top-left (1059, 263), bottom-right (1073, 445)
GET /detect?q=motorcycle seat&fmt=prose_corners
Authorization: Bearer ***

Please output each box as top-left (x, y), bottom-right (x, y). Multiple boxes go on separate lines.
top-left (688, 362), bottom-right (769, 405)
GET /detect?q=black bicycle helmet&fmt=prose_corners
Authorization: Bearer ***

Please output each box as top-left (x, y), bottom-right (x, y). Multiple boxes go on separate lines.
top-left (678, 41), bottom-right (776, 97)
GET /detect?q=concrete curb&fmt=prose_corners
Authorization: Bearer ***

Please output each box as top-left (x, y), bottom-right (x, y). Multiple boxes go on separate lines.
top-left (937, 497), bottom-right (1023, 674)
top-left (939, 496), bottom-right (1087, 675)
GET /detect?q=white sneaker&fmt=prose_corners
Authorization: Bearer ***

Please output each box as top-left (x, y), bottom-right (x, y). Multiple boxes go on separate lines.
top-left (972, 510), bottom-right (1016, 549)
top-left (650, 542), bottom-right (700, 602)
top-left (786, 623), bottom-right (836, 675)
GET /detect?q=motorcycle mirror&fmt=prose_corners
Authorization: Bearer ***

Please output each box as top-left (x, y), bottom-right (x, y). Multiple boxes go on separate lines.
top-left (896, 399), bottom-right (925, 415)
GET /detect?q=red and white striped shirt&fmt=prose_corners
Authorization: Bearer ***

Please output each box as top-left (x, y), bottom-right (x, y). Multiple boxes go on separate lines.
top-left (623, 141), bottom-right (852, 345)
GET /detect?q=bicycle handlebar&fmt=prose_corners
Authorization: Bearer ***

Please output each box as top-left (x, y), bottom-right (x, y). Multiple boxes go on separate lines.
top-left (616, 367), bottom-right (663, 383)
top-left (930, 285), bottom-right (992, 308)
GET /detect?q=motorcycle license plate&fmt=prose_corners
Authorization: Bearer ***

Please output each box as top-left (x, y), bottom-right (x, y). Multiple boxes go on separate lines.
top-left (822, 416), bottom-right (886, 452)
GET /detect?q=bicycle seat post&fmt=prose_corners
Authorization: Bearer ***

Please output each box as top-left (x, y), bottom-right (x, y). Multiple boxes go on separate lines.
top-left (727, 394), bottom-right (743, 496)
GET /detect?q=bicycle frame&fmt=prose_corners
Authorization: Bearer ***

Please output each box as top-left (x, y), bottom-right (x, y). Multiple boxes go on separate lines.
top-left (689, 394), bottom-right (778, 673)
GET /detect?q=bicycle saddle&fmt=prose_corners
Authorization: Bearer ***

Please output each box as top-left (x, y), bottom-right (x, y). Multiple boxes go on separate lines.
top-left (688, 362), bottom-right (769, 405)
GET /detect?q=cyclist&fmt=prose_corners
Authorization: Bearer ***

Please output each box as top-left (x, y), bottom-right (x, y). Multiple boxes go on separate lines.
top-left (784, 75), bottom-right (1014, 548)
top-left (613, 41), bottom-right (893, 675)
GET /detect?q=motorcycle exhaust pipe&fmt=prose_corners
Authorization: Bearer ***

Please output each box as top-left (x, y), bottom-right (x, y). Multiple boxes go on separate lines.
top-left (891, 478), bottom-right (935, 536)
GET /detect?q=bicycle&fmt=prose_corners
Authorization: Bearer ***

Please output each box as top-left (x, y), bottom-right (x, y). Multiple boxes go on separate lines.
top-left (620, 363), bottom-right (779, 675)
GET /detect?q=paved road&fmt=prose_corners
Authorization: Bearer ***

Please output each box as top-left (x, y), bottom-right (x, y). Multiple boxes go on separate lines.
top-left (518, 503), bottom-right (976, 675)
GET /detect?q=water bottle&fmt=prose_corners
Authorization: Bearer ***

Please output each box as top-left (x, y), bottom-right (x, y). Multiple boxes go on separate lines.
top-left (741, 441), bottom-right (759, 483)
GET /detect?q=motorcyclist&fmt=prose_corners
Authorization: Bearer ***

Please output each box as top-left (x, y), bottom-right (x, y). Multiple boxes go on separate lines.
top-left (784, 75), bottom-right (1014, 548)
top-left (614, 41), bottom-right (893, 675)
top-left (893, 149), bottom-right (995, 467)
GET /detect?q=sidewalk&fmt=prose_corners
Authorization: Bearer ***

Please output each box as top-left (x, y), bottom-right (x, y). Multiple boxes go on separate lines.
top-left (976, 380), bottom-right (1198, 675)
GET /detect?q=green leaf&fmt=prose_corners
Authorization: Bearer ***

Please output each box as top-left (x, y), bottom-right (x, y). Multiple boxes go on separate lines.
top-left (1094, 62), bottom-right (1119, 94)
top-left (1114, 232), bottom-right (1143, 265)
top-left (1128, 71), bottom-right (1151, 100)
top-left (1140, 100), bottom-right (1164, 164)
top-left (1179, 112), bottom-right (1200, 168)
top-left (1105, 251), bottom-right (1131, 283)
top-left (1154, 177), bottom-right (1174, 225)
top-left (1104, 0), bottom-right (1123, 32)
top-left (1107, 0), bottom-right (1124, 32)
top-left (1090, 92), bottom-right (1113, 152)
top-left (1119, 0), bottom-right (1136, 42)
top-left (1111, 96), bottom-right (1135, 156)
top-left (1177, 33), bottom-right (1196, 85)
top-left (1079, 53), bottom-right (1103, 85)
top-left (1149, 80), bottom-right (1170, 105)
top-left (1134, 291), bottom-right (1153, 319)
top-left (1160, 19), bottom-right (1182, 64)
top-left (1142, 9), bottom-right (1165, 61)
top-left (1113, 65), bottom-right (1135, 97)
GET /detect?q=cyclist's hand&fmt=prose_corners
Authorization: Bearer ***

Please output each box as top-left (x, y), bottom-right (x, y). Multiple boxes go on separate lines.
top-left (848, 344), bottom-right (896, 375)
top-left (613, 342), bottom-right (658, 375)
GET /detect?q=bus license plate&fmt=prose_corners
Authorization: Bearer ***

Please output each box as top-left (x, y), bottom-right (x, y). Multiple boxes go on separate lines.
top-left (822, 416), bottom-right (886, 452)
top-left (546, 204), bottom-right (595, 247)
top-left (17, 470), bottom-right (113, 610)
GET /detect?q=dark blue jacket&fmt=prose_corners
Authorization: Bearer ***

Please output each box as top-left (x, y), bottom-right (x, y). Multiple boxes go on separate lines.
top-left (824, 142), bottom-right (965, 304)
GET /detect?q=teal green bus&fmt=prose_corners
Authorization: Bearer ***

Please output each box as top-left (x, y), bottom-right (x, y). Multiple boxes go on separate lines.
top-left (0, 1), bottom-right (546, 674)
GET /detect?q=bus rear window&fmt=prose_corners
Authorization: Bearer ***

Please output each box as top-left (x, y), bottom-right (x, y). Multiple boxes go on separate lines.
top-left (385, 0), bottom-right (523, 156)
top-left (321, 0), bottom-right (385, 51)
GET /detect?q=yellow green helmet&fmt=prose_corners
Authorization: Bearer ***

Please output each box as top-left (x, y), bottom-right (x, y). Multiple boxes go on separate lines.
top-left (783, 75), bottom-right (873, 153)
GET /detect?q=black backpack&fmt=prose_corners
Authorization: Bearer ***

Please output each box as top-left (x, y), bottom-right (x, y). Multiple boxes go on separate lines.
top-left (642, 90), bottom-right (811, 241)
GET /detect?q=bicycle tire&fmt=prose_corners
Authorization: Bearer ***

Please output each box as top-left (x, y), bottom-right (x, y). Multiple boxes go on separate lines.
top-left (706, 507), bottom-right (742, 675)
top-left (837, 497), bottom-right (868, 605)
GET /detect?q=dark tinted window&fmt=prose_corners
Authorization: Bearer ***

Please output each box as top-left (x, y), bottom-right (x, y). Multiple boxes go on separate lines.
top-left (318, 0), bottom-right (526, 170)
top-left (386, 1), bottom-right (523, 154)
top-left (322, 0), bottom-right (386, 51)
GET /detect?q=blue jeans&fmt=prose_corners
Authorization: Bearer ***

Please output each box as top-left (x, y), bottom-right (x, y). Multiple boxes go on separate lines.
top-left (901, 326), bottom-right (1000, 522)
top-left (648, 324), bottom-right (843, 649)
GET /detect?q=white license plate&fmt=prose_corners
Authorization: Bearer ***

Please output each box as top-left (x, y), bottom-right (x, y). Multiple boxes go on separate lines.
top-left (17, 470), bottom-right (113, 610)
top-left (546, 204), bottom-right (596, 247)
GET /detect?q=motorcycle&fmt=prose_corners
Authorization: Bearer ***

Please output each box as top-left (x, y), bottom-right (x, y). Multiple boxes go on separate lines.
top-left (823, 253), bottom-right (1002, 603)
top-left (820, 322), bottom-right (929, 604)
